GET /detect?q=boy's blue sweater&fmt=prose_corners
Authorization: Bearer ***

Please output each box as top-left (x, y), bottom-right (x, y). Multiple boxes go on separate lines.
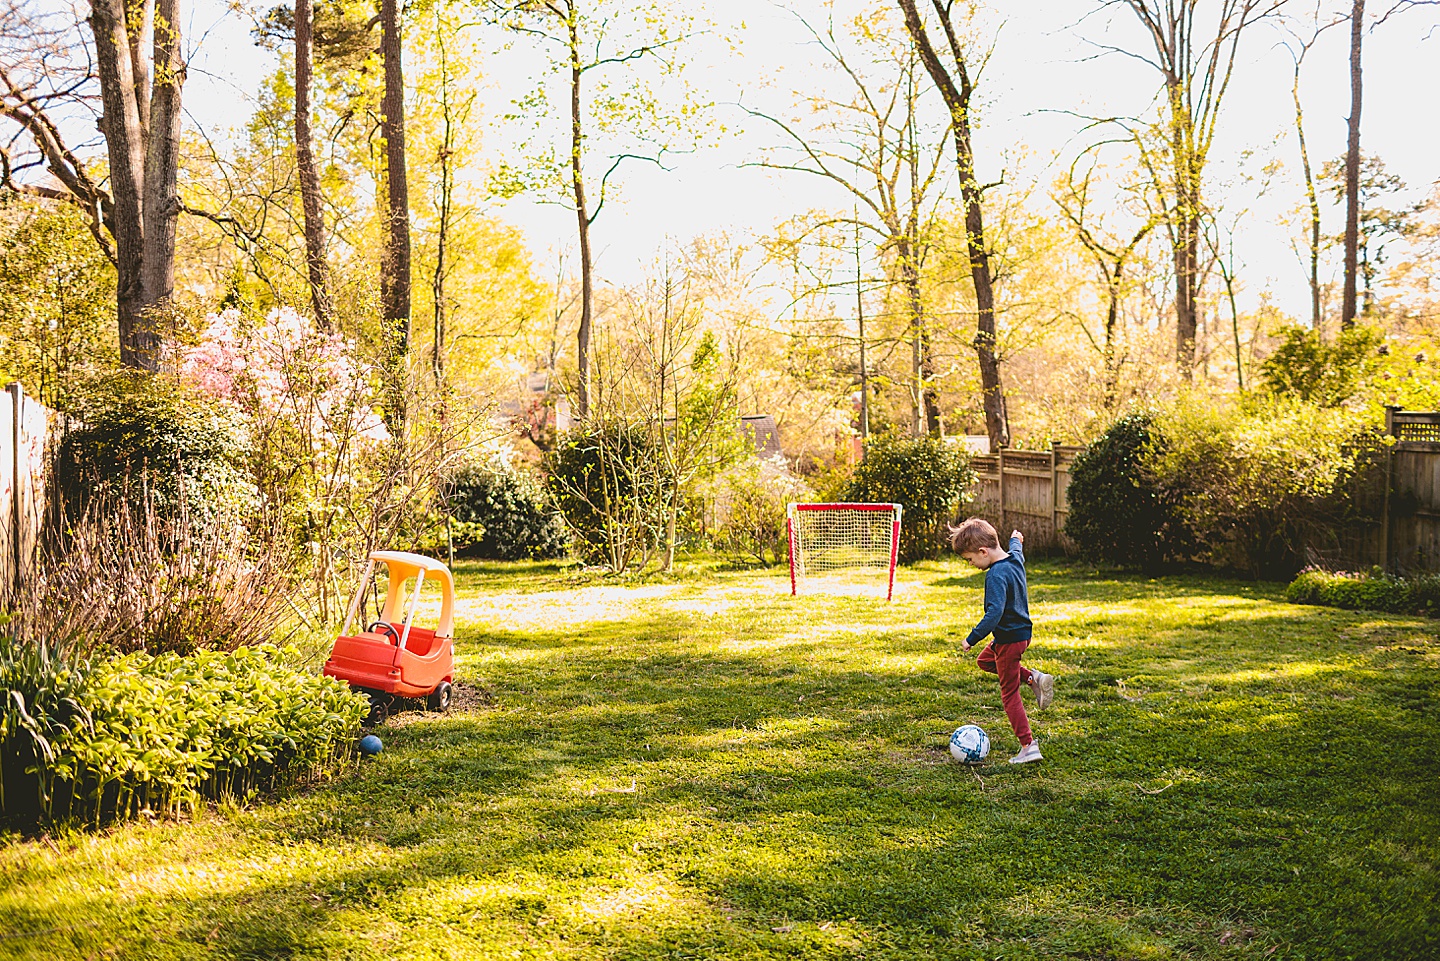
top-left (964, 535), bottom-right (1032, 647)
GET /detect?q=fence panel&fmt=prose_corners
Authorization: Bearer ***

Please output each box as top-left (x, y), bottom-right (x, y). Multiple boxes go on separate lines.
top-left (1, 384), bottom-right (51, 606)
top-left (1386, 418), bottom-right (1440, 572)
top-left (966, 444), bottom-right (1081, 555)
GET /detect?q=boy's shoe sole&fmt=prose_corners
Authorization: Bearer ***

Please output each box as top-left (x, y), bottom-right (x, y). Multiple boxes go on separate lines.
top-left (1009, 743), bottom-right (1043, 764)
top-left (1032, 671), bottom-right (1054, 711)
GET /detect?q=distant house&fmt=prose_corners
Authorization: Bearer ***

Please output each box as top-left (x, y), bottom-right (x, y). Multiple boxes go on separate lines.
top-left (740, 414), bottom-right (782, 458)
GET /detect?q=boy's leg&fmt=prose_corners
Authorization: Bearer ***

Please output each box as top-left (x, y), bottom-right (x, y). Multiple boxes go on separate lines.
top-left (992, 640), bottom-right (1034, 746)
top-left (977, 642), bottom-right (1034, 684)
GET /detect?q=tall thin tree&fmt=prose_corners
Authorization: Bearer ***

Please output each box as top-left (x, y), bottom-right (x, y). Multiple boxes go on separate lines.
top-left (295, 0), bottom-right (334, 331)
top-left (487, 0), bottom-right (699, 423)
top-left (743, 9), bottom-right (949, 438)
top-left (1099, 0), bottom-right (1281, 376)
top-left (380, 0), bottom-right (412, 427)
top-left (1341, 0), bottom-right (1364, 328)
top-left (894, 0), bottom-right (1007, 449)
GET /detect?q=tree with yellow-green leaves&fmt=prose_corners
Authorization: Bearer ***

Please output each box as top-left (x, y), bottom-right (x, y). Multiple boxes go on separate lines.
top-left (483, 0), bottom-right (712, 423)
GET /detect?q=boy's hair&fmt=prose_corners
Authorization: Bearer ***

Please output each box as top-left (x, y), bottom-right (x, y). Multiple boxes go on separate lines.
top-left (949, 517), bottom-right (999, 554)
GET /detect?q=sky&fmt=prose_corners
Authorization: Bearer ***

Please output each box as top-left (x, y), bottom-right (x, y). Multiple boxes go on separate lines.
top-left (175, 0), bottom-right (1440, 320)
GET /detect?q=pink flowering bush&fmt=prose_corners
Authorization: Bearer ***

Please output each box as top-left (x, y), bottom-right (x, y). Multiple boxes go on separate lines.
top-left (179, 307), bottom-right (388, 446)
top-left (176, 308), bottom-right (399, 620)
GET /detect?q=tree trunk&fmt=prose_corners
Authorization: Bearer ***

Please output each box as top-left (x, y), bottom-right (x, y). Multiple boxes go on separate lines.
top-left (568, 8), bottom-right (593, 423)
top-left (963, 188), bottom-right (1006, 448)
top-left (897, 240), bottom-right (938, 437)
top-left (1292, 53), bottom-right (1322, 329)
top-left (433, 14), bottom-right (456, 397)
top-left (1172, 209), bottom-right (1199, 374)
top-left (1342, 0), bottom-right (1364, 329)
top-left (380, 0), bottom-right (411, 425)
top-left (1103, 263), bottom-right (1122, 409)
top-left (88, 0), bottom-right (181, 371)
top-left (141, 0), bottom-right (183, 339)
top-left (895, 0), bottom-right (1007, 450)
top-left (1169, 81), bottom-right (1200, 376)
top-left (433, 135), bottom-right (451, 395)
top-left (295, 0), bottom-right (334, 331)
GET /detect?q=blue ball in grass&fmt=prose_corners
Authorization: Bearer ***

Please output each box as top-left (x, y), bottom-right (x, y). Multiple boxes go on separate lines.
top-left (359, 734), bottom-right (383, 756)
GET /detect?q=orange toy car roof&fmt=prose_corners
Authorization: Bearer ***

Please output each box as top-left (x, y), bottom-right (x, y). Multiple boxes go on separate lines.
top-left (370, 551), bottom-right (455, 639)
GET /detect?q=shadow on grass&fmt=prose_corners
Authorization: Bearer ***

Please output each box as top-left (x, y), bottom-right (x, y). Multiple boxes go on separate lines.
top-left (4, 564), bottom-right (1437, 960)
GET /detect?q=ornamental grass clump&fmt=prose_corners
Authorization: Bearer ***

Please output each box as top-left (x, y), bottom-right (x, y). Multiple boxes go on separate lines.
top-left (0, 638), bottom-right (368, 827)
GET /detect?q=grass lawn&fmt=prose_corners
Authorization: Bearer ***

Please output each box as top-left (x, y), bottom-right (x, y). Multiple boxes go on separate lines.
top-left (2, 557), bottom-right (1438, 960)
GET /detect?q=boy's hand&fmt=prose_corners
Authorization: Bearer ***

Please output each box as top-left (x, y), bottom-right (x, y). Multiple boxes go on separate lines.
top-left (1012, 529), bottom-right (1024, 543)
top-left (960, 640), bottom-right (972, 652)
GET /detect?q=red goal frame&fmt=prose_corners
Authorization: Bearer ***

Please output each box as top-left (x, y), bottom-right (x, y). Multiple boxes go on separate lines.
top-left (786, 502), bottom-right (902, 601)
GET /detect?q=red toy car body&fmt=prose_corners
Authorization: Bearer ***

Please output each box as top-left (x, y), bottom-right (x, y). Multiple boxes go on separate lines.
top-left (324, 551), bottom-right (456, 712)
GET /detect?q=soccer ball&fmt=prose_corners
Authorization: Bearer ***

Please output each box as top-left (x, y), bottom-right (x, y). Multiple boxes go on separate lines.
top-left (949, 724), bottom-right (990, 763)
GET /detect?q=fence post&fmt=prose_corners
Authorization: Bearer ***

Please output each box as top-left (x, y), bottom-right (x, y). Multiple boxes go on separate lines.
top-left (8, 381), bottom-right (22, 604)
top-left (1380, 405), bottom-right (1398, 571)
top-left (1050, 440), bottom-right (1059, 542)
top-left (997, 446), bottom-right (1007, 533)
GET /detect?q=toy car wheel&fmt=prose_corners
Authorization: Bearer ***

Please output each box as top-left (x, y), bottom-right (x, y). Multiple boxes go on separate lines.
top-left (427, 681), bottom-right (452, 713)
top-left (363, 690), bottom-right (391, 728)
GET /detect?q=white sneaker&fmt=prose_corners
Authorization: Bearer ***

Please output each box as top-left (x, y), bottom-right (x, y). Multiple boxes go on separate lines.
top-left (1009, 742), bottom-right (1043, 764)
top-left (1029, 670), bottom-right (1054, 711)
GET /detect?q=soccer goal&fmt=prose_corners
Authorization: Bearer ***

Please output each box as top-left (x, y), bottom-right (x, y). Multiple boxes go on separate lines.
top-left (786, 502), bottom-right (903, 600)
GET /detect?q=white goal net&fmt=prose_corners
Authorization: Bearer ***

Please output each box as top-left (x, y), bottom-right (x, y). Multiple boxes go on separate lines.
top-left (786, 503), bottom-right (903, 600)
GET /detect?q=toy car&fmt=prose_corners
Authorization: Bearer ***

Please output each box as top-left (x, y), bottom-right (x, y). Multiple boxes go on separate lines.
top-left (324, 551), bottom-right (456, 719)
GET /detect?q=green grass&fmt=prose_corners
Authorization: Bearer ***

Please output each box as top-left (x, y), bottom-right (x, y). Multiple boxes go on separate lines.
top-left (2, 558), bottom-right (1438, 960)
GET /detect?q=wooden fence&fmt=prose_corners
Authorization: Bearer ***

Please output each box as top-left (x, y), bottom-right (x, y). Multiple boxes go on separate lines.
top-left (967, 444), bottom-right (1082, 554)
top-left (1336, 407), bottom-right (1440, 574)
top-left (961, 408), bottom-right (1440, 572)
top-left (0, 383), bottom-right (51, 606)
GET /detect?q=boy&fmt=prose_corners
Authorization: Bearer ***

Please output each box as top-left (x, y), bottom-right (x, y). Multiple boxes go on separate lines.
top-left (949, 518), bottom-right (1054, 764)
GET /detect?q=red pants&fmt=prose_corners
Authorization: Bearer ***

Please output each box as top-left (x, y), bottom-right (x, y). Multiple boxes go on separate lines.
top-left (977, 640), bottom-right (1034, 746)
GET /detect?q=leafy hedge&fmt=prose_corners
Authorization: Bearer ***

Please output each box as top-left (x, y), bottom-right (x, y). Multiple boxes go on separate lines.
top-left (1068, 400), bottom-right (1382, 578)
top-left (1, 639), bottom-right (368, 826)
top-left (1286, 568), bottom-right (1440, 616)
top-left (440, 463), bottom-right (568, 561)
top-left (1064, 412), bottom-right (1190, 568)
top-left (1148, 400), bottom-right (1381, 578)
top-left (53, 373), bottom-right (254, 524)
top-left (844, 436), bottom-right (975, 562)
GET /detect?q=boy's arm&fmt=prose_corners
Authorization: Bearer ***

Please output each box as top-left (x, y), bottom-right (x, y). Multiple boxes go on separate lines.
top-left (961, 574), bottom-right (1004, 651)
top-left (1009, 530), bottom-right (1025, 564)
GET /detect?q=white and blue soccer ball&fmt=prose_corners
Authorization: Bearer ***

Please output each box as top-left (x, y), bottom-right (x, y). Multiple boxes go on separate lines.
top-left (949, 724), bottom-right (990, 763)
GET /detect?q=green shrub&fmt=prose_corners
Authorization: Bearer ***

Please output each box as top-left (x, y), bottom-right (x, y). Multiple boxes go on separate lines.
top-left (0, 637), bottom-right (368, 826)
top-left (0, 636), bottom-right (94, 822)
top-left (1148, 398), bottom-right (1382, 578)
top-left (545, 423), bottom-right (666, 571)
top-left (53, 373), bottom-right (254, 524)
top-left (1064, 412), bottom-right (1191, 569)
top-left (843, 436), bottom-right (975, 562)
top-left (716, 455), bottom-right (812, 566)
top-left (1259, 324), bottom-right (1384, 408)
top-left (439, 462), bottom-right (568, 561)
top-left (1286, 568), bottom-right (1440, 616)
